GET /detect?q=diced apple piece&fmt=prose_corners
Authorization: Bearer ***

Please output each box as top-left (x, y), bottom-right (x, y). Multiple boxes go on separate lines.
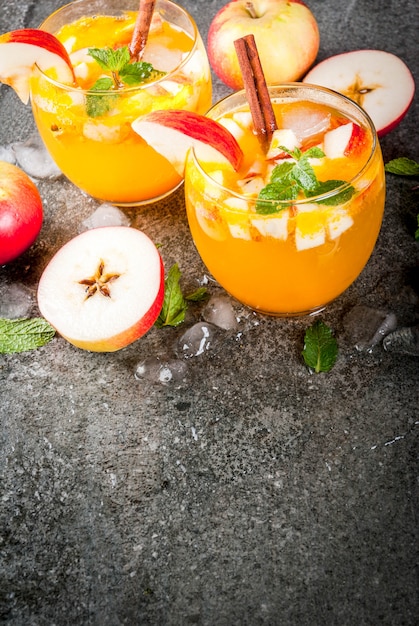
top-left (326, 208), bottom-right (354, 240)
top-left (295, 204), bottom-right (326, 250)
top-left (218, 117), bottom-right (246, 141)
top-left (195, 202), bottom-right (228, 241)
top-left (266, 128), bottom-right (300, 159)
top-left (237, 176), bottom-right (265, 195)
top-left (252, 211), bottom-right (289, 240)
top-left (132, 109), bottom-right (243, 176)
top-left (0, 28), bottom-right (75, 104)
top-left (323, 122), bottom-right (367, 159)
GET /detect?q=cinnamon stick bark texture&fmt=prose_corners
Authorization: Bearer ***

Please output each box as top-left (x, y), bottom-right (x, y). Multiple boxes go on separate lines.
top-left (129, 0), bottom-right (156, 61)
top-left (234, 34), bottom-right (277, 144)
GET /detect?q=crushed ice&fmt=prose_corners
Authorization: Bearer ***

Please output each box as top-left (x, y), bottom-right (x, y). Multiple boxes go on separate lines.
top-left (80, 203), bottom-right (131, 231)
top-left (383, 325), bottom-right (419, 356)
top-left (202, 294), bottom-right (238, 331)
top-left (343, 305), bottom-right (398, 352)
top-left (134, 356), bottom-right (188, 385)
top-left (0, 283), bottom-right (33, 319)
top-left (11, 133), bottom-right (62, 180)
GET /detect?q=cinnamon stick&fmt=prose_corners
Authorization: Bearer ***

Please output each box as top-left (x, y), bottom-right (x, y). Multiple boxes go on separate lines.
top-left (129, 0), bottom-right (156, 61)
top-left (234, 34), bottom-right (277, 145)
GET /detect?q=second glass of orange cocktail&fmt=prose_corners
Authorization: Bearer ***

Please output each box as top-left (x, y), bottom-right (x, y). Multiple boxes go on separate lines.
top-left (30, 0), bottom-right (212, 206)
top-left (185, 84), bottom-right (385, 316)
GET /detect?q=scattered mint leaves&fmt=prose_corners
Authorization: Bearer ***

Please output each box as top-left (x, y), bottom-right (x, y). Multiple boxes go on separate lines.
top-left (0, 318), bottom-right (55, 354)
top-left (302, 320), bottom-right (338, 373)
top-left (384, 157), bottom-right (419, 176)
top-left (86, 46), bottom-right (164, 117)
top-left (256, 146), bottom-right (354, 214)
top-left (155, 264), bottom-right (207, 328)
top-left (385, 156), bottom-right (419, 240)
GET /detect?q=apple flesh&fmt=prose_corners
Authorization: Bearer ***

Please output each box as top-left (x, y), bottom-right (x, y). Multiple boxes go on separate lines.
top-left (323, 122), bottom-right (368, 159)
top-left (207, 0), bottom-right (320, 90)
top-left (0, 161), bottom-right (43, 265)
top-left (132, 109), bottom-right (243, 176)
top-left (37, 227), bottom-right (164, 352)
top-left (303, 49), bottom-right (415, 137)
top-left (0, 28), bottom-right (75, 104)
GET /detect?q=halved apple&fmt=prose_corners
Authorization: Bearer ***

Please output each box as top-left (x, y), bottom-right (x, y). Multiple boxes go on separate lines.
top-left (37, 227), bottom-right (164, 352)
top-left (303, 49), bottom-right (415, 136)
top-left (0, 28), bottom-right (75, 103)
top-left (132, 109), bottom-right (243, 176)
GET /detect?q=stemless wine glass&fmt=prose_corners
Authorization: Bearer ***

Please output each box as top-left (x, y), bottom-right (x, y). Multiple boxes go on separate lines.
top-left (185, 84), bottom-right (386, 316)
top-left (30, 0), bottom-right (212, 206)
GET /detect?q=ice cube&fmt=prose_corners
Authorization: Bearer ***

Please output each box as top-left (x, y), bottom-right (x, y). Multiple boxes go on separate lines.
top-left (281, 104), bottom-right (331, 142)
top-left (0, 283), bottom-right (33, 318)
top-left (383, 325), bottom-right (419, 356)
top-left (176, 322), bottom-right (219, 358)
top-left (0, 144), bottom-right (16, 164)
top-left (135, 356), bottom-right (188, 384)
top-left (202, 295), bottom-right (238, 331)
top-left (143, 44), bottom-right (183, 72)
top-left (343, 305), bottom-right (398, 352)
top-left (80, 204), bottom-right (131, 231)
top-left (12, 133), bottom-right (62, 180)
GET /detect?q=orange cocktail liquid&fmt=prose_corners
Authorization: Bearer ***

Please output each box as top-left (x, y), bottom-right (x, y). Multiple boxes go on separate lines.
top-left (185, 94), bottom-right (385, 315)
top-left (31, 10), bottom-right (212, 205)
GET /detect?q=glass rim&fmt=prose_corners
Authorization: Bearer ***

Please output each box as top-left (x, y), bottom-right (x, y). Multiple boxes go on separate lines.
top-left (35, 0), bottom-right (200, 95)
top-left (191, 82), bottom-right (379, 208)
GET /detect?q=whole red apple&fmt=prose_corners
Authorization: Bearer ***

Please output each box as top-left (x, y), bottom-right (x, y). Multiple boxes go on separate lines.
top-left (207, 0), bottom-right (320, 90)
top-left (0, 161), bottom-right (43, 265)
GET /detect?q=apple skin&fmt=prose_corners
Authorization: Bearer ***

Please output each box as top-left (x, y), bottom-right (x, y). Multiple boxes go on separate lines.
top-left (207, 0), bottom-right (320, 90)
top-left (132, 109), bottom-right (243, 175)
top-left (37, 227), bottom-right (165, 352)
top-left (0, 28), bottom-right (75, 103)
top-left (0, 161), bottom-right (43, 265)
top-left (303, 50), bottom-right (415, 137)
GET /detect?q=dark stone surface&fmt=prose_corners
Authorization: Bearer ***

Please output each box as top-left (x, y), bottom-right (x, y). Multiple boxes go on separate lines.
top-left (1, 1), bottom-right (418, 625)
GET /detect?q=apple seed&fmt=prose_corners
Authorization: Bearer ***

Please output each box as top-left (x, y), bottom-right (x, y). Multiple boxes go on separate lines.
top-left (78, 259), bottom-right (120, 299)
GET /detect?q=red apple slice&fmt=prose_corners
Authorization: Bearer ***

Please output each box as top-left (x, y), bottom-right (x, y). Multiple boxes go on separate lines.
top-left (0, 28), bottom-right (75, 104)
top-left (303, 49), bottom-right (415, 136)
top-left (132, 109), bottom-right (243, 176)
top-left (37, 226), bottom-right (164, 352)
top-left (323, 122), bottom-right (367, 159)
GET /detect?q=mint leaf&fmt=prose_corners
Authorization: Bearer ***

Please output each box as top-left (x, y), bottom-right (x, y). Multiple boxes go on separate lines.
top-left (256, 145), bottom-right (353, 213)
top-left (155, 263), bottom-right (188, 328)
top-left (256, 180), bottom-right (298, 214)
top-left (0, 318), bottom-right (55, 354)
top-left (307, 179), bottom-right (355, 206)
top-left (88, 47), bottom-right (130, 73)
top-left (415, 214), bottom-right (419, 241)
top-left (185, 287), bottom-right (208, 302)
top-left (302, 320), bottom-right (338, 373)
top-left (120, 61), bottom-right (155, 85)
top-left (385, 157), bottom-right (419, 176)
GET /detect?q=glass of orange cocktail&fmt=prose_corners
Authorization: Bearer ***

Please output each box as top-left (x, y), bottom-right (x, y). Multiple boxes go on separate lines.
top-left (185, 84), bottom-right (385, 316)
top-left (30, 0), bottom-right (212, 206)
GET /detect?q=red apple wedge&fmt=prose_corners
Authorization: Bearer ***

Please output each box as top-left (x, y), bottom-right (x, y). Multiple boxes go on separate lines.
top-left (132, 109), bottom-right (243, 176)
top-left (303, 49), bottom-right (415, 136)
top-left (37, 227), bottom-right (164, 352)
top-left (0, 28), bottom-right (75, 104)
top-left (323, 122), bottom-right (368, 159)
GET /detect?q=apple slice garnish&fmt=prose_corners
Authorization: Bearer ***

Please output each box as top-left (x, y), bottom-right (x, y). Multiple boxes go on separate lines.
top-left (37, 226), bottom-right (164, 352)
top-left (323, 122), bottom-right (368, 159)
top-left (303, 49), bottom-right (415, 136)
top-left (0, 28), bottom-right (75, 104)
top-left (132, 109), bottom-right (243, 176)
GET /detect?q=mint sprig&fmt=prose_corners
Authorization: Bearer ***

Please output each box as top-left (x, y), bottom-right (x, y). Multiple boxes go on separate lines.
top-left (86, 46), bottom-right (165, 117)
top-left (302, 320), bottom-right (338, 373)
top-left (256, 147), bottom-right (354, 214)
top-left (0, 318), bottom-right (55, 354)
top-left (155, 263), bottom-right (207, 328)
